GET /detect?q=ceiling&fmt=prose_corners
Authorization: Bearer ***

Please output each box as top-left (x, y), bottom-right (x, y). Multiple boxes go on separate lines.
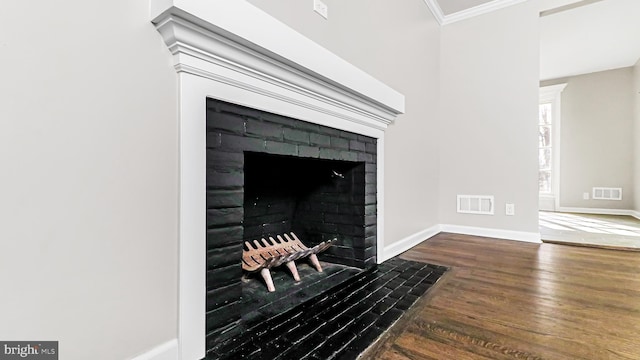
top-left (427, 0), bottom-right (640, 81)
top-left (437, 0), bottom-right (494, 15)
top-left (424, 0), bottom-right (527, 24)
top-left (540, 0), bottom-right (640, 80)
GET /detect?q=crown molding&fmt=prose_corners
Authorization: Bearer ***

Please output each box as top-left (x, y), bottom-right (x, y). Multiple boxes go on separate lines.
top-left (424, 0), bottom-right (528, 26)
top-left (423, 0), bottom-right (446, 25)
top-left (540, 0), bottom-right (604, 17)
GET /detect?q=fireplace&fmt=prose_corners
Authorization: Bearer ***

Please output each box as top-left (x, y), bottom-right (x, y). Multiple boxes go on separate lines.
top-left (205, 99), bottom-right (378, 347)
top-left (151, 1), bottom-right (404, 359)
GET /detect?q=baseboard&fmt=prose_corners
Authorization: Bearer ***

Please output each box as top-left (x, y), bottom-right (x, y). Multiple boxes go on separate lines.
top-left (380, 224), bottom-right (441, 262)
top-left (129, 339), bottom-right (178, 360)
top-left (440, 224), bottom-right (541, 243)
top-left (556, 207), bottom-right (637, 217)
top-left (631, 210), bottom-right (640, 220)
top-left (380, 223), bottom-right (542, 262)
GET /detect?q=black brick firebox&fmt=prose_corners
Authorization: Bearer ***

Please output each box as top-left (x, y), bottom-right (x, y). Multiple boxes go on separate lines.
top-left (205, 99), bottom-right (378, 350)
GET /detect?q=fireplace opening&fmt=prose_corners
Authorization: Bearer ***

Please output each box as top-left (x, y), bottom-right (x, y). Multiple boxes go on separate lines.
top-left (241, 152), bottom-right (366, 324)
top-left (206, 98), bottom-right (378, 350)
top-left (244, 152), bottom-right (366, 263)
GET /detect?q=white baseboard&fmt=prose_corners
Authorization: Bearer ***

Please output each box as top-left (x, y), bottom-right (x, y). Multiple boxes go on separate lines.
top-left (631, 210), bottom-right (640, 220)
top-left (380, 223), bottom-right (542, 263)
top-left (129, 339), bottom-right (178, 360)
top-left (556, 207), bottom-right (637, 217)
top-left (440, 224), bottom-right (541, 243)
top-left (380, 224), bottom-right (441, 262)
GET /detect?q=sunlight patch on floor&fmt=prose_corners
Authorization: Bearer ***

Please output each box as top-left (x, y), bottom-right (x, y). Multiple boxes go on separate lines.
top-left (539, 212), bottom-right (640, 249)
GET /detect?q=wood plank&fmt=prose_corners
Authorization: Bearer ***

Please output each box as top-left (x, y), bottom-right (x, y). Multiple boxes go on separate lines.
top-left (366, 233), bottom-right (640, 360)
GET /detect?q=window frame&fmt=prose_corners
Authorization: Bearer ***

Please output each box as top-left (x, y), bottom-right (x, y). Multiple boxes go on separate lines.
top-left (538, 83), bottom-right (567, 211)
top-left (538, 102), bottom-right (553, 194)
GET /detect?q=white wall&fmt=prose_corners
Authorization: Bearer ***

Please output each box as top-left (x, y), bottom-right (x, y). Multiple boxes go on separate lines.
top-left (0, 1), bottom-right (178, 359)
top-left (247, 0), bottom-right (442, 244)
top-left (551, 68), bottom-right (635, 210)
top-left (634, 58), bottom-right (640, 213)
top-left (438, 2), bottom-right (540, 234)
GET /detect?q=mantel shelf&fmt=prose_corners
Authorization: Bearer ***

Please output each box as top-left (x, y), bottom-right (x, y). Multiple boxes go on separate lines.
top-left (151, 0), bottom-right (405, 130)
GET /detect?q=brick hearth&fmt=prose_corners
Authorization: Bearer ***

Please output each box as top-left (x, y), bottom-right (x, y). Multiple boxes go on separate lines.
top-left (207, 258), bottom-right (448, 359)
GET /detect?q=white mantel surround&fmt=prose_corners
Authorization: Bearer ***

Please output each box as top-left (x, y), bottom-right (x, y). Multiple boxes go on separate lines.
top-left (150, 1), bottom-right (405, 359)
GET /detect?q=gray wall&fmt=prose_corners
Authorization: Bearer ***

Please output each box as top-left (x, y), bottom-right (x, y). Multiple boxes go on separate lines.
top-left (247, 0), bottom-right (442, 244)
top-left (634, 59), bottom-right (640, 212)
top-left (0, 1), bottom-right (178, 359)
top-left (249, 0), bottom-right (542, 238)
top-left (438, 2), bottom-right (541, 233)
top-left (554, 68), bottom-right (635, 210)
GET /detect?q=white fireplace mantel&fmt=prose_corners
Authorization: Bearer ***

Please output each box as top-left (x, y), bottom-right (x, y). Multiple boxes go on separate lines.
top-left (150, 1), bottom-right (404, 359)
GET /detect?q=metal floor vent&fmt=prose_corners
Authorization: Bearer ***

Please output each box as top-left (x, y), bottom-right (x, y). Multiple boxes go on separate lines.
top-left (592, 187), bottom-right (622, 200)
top-left (457, 195), bottom-right (494, 215)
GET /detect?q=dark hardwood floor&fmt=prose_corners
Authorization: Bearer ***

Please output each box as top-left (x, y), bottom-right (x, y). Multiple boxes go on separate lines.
top-left (365, 232), bottom-right (640, 360)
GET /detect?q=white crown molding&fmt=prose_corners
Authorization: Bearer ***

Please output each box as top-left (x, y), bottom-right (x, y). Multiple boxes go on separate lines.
top-left (422, 0), bottom-right (446, 25)
top-left (423, 0), bottom-right (528, 26)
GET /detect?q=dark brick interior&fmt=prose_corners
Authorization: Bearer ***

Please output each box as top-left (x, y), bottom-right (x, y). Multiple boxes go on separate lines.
top-left (244, 152), bottom-right (373, 267)
top-left (206, 98), bottom-right (378, 351)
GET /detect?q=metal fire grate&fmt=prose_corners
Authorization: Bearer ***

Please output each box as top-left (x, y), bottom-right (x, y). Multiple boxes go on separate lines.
top-left (242, 232), bottom-right (334, 292)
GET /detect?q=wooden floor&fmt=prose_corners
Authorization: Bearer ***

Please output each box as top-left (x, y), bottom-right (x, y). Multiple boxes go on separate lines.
top-left (366, 233), bottom-right (640, 360)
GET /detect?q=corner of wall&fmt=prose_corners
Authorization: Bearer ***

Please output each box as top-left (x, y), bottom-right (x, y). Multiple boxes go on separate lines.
top-left (437, 2), bottom-right (540, 235)
top-left (381, 225), bottom-right (441, 263)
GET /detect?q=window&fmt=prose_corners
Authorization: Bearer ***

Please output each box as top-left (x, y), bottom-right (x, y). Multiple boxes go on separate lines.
top-left (538, 83), bottom-right (566, 211)
top-left (538, 103), bottom-right (552, 193)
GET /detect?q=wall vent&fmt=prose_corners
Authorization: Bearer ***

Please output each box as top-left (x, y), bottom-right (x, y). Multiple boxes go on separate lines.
top-left (592, 187), bottom-right (622, 200)
top-left (457, 195), bottom-right (494, 215)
